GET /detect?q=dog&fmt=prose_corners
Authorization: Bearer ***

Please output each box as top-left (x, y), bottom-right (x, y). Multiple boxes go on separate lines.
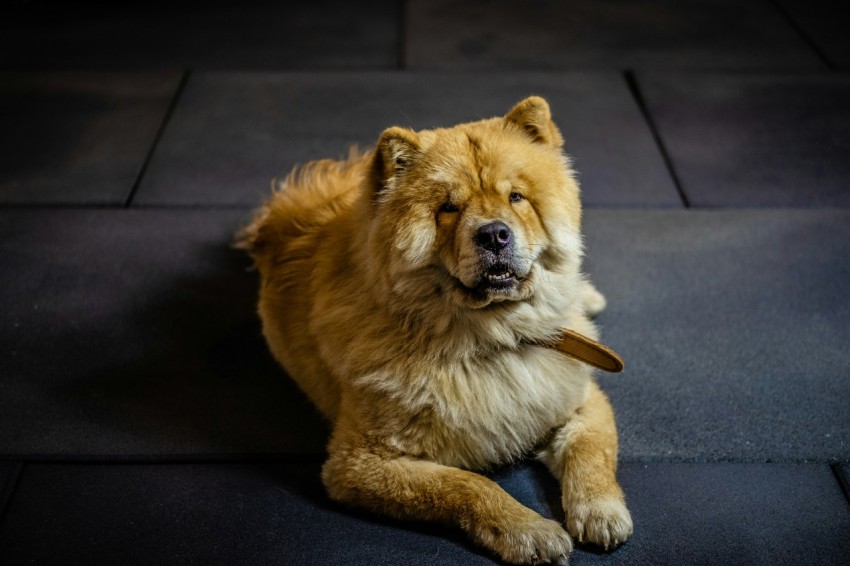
top-left (238, 96), bottom-right (632, 564)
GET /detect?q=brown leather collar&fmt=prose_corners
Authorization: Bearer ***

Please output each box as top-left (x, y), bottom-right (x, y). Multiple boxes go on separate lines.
top-left (550, 328), bottom-right (624, 373)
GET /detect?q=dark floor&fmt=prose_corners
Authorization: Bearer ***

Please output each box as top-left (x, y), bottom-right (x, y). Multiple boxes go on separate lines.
top-left (1, 1), bottom-right (849, 564)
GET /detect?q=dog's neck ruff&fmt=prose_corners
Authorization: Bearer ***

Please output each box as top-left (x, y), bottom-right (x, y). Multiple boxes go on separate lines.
top-left (550, 329), bottom-right (624, 373)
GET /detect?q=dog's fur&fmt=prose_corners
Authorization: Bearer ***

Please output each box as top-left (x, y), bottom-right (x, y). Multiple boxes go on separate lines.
top-left (239, 97), bottom-right (632, 564)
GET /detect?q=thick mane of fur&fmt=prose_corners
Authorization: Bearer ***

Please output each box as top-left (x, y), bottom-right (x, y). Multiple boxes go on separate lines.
top-left (241, 115), bottom-right (591, 378)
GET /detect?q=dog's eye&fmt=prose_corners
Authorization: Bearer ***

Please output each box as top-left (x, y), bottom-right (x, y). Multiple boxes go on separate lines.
top-left (439, 201), bottom-right (459, 213)
top-left (509, 192), bottom-right (524, 203)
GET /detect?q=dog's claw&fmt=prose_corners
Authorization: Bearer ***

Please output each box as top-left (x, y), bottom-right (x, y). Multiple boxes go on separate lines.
top-left (566, 496), bottom-right (632, 551)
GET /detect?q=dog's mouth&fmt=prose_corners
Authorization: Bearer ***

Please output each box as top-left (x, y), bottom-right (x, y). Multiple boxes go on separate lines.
top-left (453, 262), bottom-right (530, 304)
top-left (448, 262), bottom-right (534, 308)
top-left (446, 246), bottom-right (538, 307)
top-left (480, 263), bottom-right (520, 291)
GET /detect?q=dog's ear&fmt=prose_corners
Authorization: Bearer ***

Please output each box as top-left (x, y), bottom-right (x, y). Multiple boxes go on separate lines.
top-left (371, 126), bottom-right (420, 193)
top-left (505, 96), bottom-right (564, 148)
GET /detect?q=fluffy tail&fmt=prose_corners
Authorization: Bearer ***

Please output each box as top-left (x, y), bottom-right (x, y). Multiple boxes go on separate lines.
top-left (233, 147), bottom-right (370, 259)
top-left (232, 197), bottom-right (271, 254)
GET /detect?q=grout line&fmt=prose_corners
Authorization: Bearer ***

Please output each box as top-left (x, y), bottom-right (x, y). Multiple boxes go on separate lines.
top-left (127, 202), bottom-right (257, 211)
top-left (0, 454), bottom-right (327, 465)
top-left (396, 0), bottom-right (408, 70)
top-left (0, 463), bottom-right (24, 529)
top-left (0, 202), bottom-right (255, 211)
top-left (623, 70), bottom-right (691, 208)
top-left (0, 202), bottom-right (126, 210)
top-left (2, 455), bottom-right (846, 466)
top-left (767, 0), bottom-right (836, 71)
top-left (617, 455), bottom-right (850, 465)
top-left (831, 462), bottom-right (850, 506)
top-left (124, 69), bottom-right (191, 208)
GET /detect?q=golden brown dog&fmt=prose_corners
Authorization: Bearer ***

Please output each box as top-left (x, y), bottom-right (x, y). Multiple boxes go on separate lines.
top-left (239, 97), bottom-right (632, 564)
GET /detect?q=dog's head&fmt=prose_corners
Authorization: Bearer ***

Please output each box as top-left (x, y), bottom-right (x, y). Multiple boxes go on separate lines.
top-left (367, 97), bottom-right (584, 311)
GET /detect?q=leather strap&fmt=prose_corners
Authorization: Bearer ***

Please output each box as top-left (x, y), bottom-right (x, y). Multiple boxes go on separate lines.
top-left (551, 328), bottom-right (624, 373)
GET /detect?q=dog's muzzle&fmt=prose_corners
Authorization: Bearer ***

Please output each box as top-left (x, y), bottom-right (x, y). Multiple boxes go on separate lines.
top-left (473, 221), bottom-right (523, 292)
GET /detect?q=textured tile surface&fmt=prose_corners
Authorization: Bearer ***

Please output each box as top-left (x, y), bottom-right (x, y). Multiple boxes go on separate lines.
top-left (0, 210), bottom-right (327, 458)
top-left (135, 72), bottom-right (679, 207)
top-left (406, 0), bottom-right (823, 71)
top-left (1, 462), bottom-right (848, 565)
top-left (0, 462), bottom-right (490, 566)
top-left (600, 462), bottom-right (850, 565)
top-left (639, 74), bottom-right (850, 207)
top-left (0, 72), bottom-right (179, 205)
top-left (1, 2), bottom-right (400, 70)
top-left (585, 209), bottom-right (850, 460)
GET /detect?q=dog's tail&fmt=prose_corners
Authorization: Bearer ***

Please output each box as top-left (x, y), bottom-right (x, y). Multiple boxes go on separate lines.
top-left (232, 197), bottom-right (272, 256)
top-left (233, 146), bottom-right (370, 261)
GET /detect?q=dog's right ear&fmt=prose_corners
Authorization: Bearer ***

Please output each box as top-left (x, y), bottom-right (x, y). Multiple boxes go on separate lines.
top-left (371, 126), bottom-right (420, 194)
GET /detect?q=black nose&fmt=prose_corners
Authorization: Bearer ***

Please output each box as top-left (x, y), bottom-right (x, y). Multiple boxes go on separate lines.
top-left (475, 221), bottom-right (512, 252)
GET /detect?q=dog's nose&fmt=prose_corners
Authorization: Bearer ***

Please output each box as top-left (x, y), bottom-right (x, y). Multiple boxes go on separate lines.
top-left (475, 221), bottom-right (512, 252)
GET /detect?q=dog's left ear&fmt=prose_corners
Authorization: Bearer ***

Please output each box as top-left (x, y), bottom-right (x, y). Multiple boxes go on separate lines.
top-left (505, 96), bottom-right (564, 148)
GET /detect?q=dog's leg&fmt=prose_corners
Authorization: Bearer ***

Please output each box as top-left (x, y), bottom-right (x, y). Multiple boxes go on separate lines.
top-left (323, 428), bottom-right (572, 565)
top-left (538, 381), bottom-right (632, 549)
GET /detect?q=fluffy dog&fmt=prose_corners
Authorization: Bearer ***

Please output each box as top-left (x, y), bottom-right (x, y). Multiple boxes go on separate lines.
top-left (239, 97), bottom-right (632, 564)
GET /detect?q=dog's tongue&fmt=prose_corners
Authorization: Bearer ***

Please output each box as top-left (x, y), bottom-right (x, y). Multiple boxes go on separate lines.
top-left (552, 329), bottom-right (624, 373)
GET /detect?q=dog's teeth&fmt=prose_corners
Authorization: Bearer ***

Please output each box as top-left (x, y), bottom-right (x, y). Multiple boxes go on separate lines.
top-left (486, 271), bottom-right (513, 282)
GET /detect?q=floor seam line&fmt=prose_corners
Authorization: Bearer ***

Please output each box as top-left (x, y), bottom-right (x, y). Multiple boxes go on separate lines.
top-left (0, 462), bottom-right (25, 530)
top-left (622, 70), bottom-right (691, 208)
top-left (766, 0), bottom-right (836, 71)
top-left (830, 462), bottom-right (850, 506)
top-left (124, 69), bottom-right (191, 208)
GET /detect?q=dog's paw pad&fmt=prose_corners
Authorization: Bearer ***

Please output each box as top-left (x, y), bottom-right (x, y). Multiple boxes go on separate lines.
top-left (566, 496), bottom-right (632, 550)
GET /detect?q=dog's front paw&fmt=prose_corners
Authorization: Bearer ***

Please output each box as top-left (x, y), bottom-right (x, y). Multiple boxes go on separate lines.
top-left (565, 496), bottom-right (632, 550)
top-left (476, 511), bottom-right (572, 565)
top-left (579, 281), bottom-right (607, 317)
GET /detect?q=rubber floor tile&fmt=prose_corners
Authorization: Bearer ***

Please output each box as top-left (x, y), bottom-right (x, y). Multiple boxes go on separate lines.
top-left (0, 462), bottom-right (847, 565)
top-left (580, 462), bottom-right (850, 565)
top-left (405, 0), bottom-right (823, 71)
top-left (0, 210), bottom-right (327, 458)
top-left (0, 72), bottom-right (180, 205)
top-left (1, 2), bottom-right (400, 71)
top-left (134, 71), bottom-right (679, 207)
top-left (639, 74), bottom-right (850, 207)
top-left (584, 209), bottom-right (850, 461)
top-left (0, 463), bottom-right (494, 566)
